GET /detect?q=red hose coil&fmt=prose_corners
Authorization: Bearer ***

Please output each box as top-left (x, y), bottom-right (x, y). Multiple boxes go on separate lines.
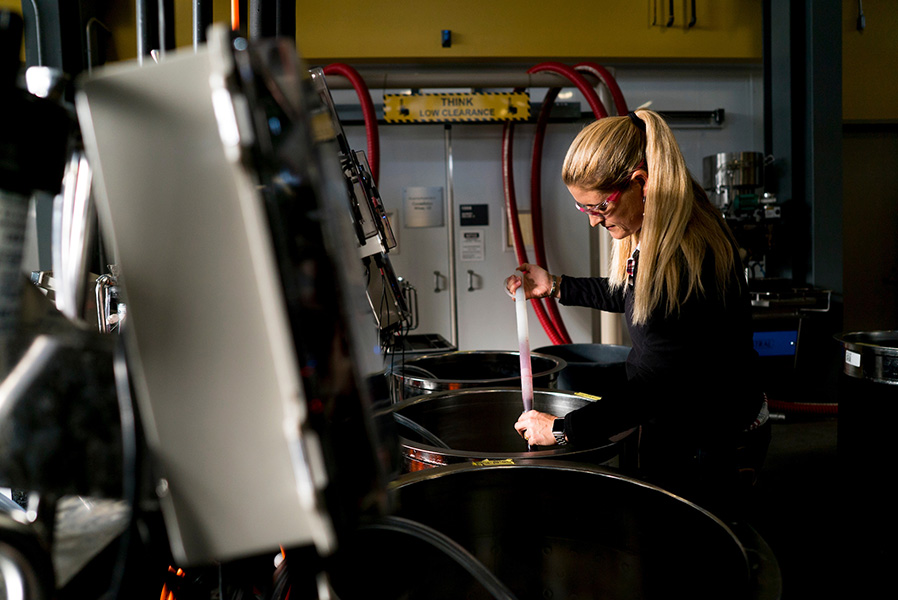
top-left (574, 62), bottom-right (629, 116)
top-left (525, 62), bottom-right (609, 119)
top-left (529, 87), bottom-right (572, 344)
top-left (503, 119), bottom-right (566, 346)
top-left (323, 63), bottom-right (381, 183)
top-left (507, 62), bottom-right (624, 344)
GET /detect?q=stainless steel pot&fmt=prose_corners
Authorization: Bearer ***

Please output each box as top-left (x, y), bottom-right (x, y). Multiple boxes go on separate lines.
top-left (333, 461), bottom-right (781, 599)
top-left (385, 388), bottom-right (633, 471)
top-left (703, 151), bottom-right (766, 191)
top-left (702, 151), bottom-right (767, 211)
top-left (389, 350), bottom-right (565, 400)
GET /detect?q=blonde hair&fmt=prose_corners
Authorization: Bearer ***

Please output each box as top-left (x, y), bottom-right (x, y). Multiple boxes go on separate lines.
top-left (562, 109), bottom-right (738, 325)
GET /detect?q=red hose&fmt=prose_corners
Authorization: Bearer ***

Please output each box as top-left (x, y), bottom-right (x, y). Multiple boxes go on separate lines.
top-left (526, 62), bottom-right (608, 119)
top-left (767, 398), bottom-right (839, 417)
top-left (574, 62), bottom-right (629, 116)
top-left (518, 62), bottom-right (616, 344)
top-left (504, 63), bottom-right (611, 345)
top-left (502, 119), bottom-right (566, 346)
top-left (323, 63), bottom-right (380, 182)
top-left (529, 87), bottom-right (559, 275)
top-left (530, 87), bottom-right (572, 344)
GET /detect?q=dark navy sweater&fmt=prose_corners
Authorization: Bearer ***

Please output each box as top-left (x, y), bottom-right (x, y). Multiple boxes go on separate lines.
top-left (559, 247), bottom-right (762, 448)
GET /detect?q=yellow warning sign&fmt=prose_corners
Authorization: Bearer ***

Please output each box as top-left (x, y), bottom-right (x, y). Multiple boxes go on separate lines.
top-left (384, 92), bottom-right (530, 123)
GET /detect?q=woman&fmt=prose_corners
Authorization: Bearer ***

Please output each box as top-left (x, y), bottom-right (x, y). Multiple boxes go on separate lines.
top-left (506, 110), bottom-right (768, 518)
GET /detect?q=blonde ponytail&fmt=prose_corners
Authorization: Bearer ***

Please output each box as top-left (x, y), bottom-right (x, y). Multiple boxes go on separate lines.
top-left (563, 110), bottom-right (737, 325)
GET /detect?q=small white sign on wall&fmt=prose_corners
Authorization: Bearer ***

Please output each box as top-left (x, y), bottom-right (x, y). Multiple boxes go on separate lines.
top-left (460, 229), bottom-right (485, 261)
top-left (403, 186), bottom-right (444, 228)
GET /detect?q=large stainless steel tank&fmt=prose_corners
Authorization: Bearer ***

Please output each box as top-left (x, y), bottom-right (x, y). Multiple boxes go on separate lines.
top-left (332, 461), bottom-right (781, 599)
top-left (386, 388), bottom-right (633, 471)
top-left (389, 350), bottom-right (565, 400)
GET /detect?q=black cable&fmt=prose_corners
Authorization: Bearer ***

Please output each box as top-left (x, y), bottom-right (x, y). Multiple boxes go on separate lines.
top-left (98, 338), bottom-right (139, 600)
top-left (392, 413), bottom-right (451, 448)
top-left (359, 516), bottom-right (519, 600)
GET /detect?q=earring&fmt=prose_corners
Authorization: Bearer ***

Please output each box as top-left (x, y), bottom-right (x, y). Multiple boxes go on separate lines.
top-left (642, 196), bottom-right (646, 203)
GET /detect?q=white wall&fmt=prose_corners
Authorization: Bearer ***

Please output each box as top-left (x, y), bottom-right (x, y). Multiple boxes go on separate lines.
top-left (338, 64), bottom-right (764, 353)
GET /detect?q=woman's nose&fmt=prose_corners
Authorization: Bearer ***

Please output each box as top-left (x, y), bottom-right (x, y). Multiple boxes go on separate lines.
top-left (588, 214), bottom-right (604, 227)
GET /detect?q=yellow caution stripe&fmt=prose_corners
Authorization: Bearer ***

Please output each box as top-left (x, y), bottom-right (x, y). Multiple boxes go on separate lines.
top-left (384, 92), bottom-right (530, 123)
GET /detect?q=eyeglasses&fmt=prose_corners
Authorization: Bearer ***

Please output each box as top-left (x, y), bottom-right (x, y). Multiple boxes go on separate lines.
top-left (575, 161), bottom-right (648, 217)
top-left (574, 188), bottom-right (624, 216)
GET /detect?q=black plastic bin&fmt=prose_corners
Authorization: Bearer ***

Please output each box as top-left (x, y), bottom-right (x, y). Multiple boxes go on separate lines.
top-left (836, 330), bottom-right (898, 584)
top-left (837, 330), bottom-right (898, 464)
top-left (534, 343), bottom-right (630, 398)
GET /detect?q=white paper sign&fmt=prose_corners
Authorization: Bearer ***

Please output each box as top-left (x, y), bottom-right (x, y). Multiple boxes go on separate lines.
top-left (460, 229), bottom-right (485, 261)
top-left (403, 186), bottom-right (444, 228)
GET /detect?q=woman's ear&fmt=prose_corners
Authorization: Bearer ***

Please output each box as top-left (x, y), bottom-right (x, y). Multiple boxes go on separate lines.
top-left (632, 169), bottom-right (649, 197)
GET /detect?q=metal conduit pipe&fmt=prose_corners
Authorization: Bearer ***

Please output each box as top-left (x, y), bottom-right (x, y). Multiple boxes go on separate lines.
top-left (193, 0), bottom-right (213, 50)
top-left (157, 0), bottom-right (175, 60)
top-left (445, 126), bottom-right (459, 348)
top-left (321, 69), bottom-right (608, 91)
top-left (249, 0), bottom-right (276, 40)
top-left (135, 0), bottom-right (151, 63)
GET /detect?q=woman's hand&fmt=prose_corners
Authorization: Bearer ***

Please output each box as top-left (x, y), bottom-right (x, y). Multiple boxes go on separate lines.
top-left (504, 263), bottom-right (553, 299)
top-left (514, 410), bottom-right (561, 446)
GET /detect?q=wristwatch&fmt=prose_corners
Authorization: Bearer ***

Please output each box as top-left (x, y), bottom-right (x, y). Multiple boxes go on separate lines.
top-left (552, 418), bottom-right (568, 446)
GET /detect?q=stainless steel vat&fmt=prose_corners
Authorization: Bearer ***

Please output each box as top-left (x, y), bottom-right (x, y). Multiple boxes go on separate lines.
top-left (702, 151), bottom-right (766, 211)
top-left (386, 388), bottom-right (632, 471)
top-left (334, 461), bottom-right (781, 599)
top-left (703, 151), bottom-right (766, 191)
top-left (389, 350), bottom-right (565, 400)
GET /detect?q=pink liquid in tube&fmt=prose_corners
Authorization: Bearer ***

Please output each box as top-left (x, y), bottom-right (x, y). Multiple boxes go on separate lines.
top-left (514, 287), bottom-right (534, 413)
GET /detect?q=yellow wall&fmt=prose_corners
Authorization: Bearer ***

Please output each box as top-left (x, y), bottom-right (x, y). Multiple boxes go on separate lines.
top-left (842, 0), bottom-right (898, 122)
top-left (0, 0), bottom-right (23, 61)
top-left (4, 1), bottom-right (895, 122)
top-left (294, 0), bottom-right (763, 63)
top-left (102, 0), bottom-right (232, 62)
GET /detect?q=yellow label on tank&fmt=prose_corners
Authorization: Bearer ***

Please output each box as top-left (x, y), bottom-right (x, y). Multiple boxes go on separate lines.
top-left (472, 458), bottom-right (516, 467)
top-left (575, 392), bottom-right (602, 401)
top-left (384, 92), bottom-right (530, 123)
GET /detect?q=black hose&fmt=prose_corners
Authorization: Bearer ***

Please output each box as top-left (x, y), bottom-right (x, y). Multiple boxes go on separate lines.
top-left (393, 413), bottom-right (451, 448)
top-left (359, 516), bottom-right (519, 600)
top-left (98, 339), bottom-right (139, 600)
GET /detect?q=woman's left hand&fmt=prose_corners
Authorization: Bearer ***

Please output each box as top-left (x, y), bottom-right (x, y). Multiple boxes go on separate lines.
top-left (514, 410), bottom-right (560, 446)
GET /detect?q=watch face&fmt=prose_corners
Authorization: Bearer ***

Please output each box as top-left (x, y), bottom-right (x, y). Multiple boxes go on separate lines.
top-left (553, 419), bottom-right (564, 433)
